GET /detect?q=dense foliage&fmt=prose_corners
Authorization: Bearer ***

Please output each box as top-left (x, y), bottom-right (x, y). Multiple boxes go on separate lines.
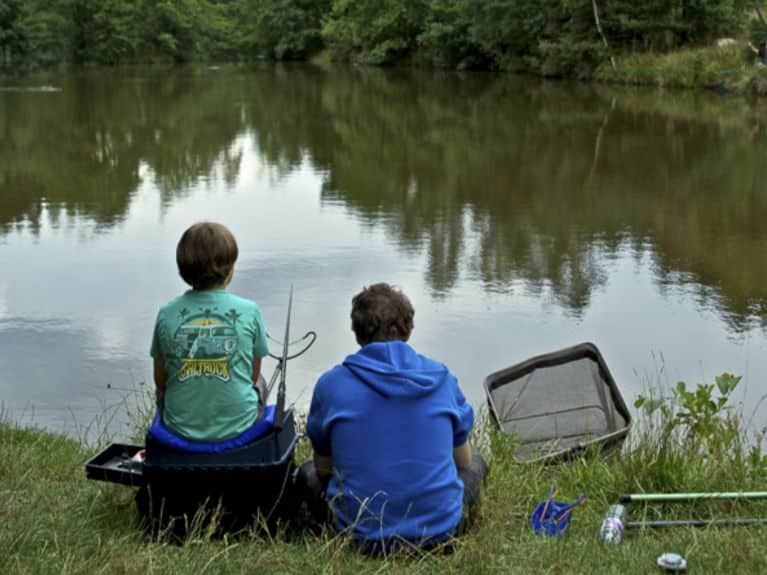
top-left (0, 0), bottom-right (760, 73)
top-left (414, 0), bottom-right (754, 75)
top-left (0, 0), bottom-right (329, 68)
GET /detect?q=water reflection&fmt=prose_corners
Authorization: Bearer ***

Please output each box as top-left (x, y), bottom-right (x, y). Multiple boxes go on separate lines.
top-left (0, 316), bottom-right (145, 439)
top-left (0, 70), bottom-right (245, 232)
top-left (2, 66), bottom-right (767, 435)
top-left (5, 67), bottom-right (762, 326)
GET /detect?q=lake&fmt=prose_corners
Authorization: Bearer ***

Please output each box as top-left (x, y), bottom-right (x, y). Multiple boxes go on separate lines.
top-left (2, 65), bottom-right (766, 441)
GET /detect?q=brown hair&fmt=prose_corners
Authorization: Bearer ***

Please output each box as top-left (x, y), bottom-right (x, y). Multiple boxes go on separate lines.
top-left (176, 222), bottom-right (238, 290)
top-left (351, 283), bottom-right (415, 346)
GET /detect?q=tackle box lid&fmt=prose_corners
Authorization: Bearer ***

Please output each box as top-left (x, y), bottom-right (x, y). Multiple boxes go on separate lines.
top-left (85, 443), bottom-right (145, 487)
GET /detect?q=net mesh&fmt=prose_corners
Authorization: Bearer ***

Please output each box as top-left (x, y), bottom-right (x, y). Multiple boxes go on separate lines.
top-left (487, 353), bottom-right (629, 462)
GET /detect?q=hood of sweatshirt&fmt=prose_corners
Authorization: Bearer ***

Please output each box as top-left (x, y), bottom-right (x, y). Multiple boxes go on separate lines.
top-left (342, 341), bottom-right (450, 399)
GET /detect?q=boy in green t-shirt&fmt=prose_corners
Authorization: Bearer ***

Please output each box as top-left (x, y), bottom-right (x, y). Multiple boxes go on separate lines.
top-left (150, 222), bottom-right (270, 441)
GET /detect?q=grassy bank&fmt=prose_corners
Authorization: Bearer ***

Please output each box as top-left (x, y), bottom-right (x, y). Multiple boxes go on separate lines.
top-left (595, 44), bottom-right (767, 96)
top-left (315, 42), bottom-right (767, 97)
top-left (2, 394), bottom-right (766, 574)
top-left (309, 34), bottom-right (767, 97)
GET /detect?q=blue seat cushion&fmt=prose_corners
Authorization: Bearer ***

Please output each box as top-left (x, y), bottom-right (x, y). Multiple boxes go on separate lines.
top-left (148, 405), bottom-right (276, 453)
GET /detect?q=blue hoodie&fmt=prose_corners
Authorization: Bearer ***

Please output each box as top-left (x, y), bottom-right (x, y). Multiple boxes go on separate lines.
top-left (306, 341), bottom-right (474, 546)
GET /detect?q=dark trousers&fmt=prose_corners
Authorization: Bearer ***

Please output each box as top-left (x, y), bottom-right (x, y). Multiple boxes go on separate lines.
top-left (295, 454), bottom-right (489, 548)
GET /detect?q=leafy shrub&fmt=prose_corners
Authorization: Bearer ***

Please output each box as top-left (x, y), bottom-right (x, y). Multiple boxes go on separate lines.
top-left (419, 0), bottom-right (488, 69)
top-left (466, 0), bottom-right (548, 70)
top-left (322, 0), bottom-right (428, 65)
top-left (538, 40), bottom-right (608, 78)
top-left (75, 0), bottom-right (140, 65)
top-left (245, 0), bottom-right (330, 61)
top-left (0, 0), bottom-right (73, 69)
top-left (635, 372), bottom-right (743, 455)
top-left (749, 10), bottom-right (767, 46)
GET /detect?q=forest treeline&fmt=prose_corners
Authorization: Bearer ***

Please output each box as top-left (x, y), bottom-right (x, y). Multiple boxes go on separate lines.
top-left (0, 1), bottom-right (762, 75)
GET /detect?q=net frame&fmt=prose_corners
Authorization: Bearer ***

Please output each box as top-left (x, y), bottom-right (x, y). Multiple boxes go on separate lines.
top-left (484, 342), bottom-right (632, 464)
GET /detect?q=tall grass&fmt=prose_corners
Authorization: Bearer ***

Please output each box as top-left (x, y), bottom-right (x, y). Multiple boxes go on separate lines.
top-left (595, 44), bottom-right (767, 95)
top-left (1, 378), bottom-right (766, 574)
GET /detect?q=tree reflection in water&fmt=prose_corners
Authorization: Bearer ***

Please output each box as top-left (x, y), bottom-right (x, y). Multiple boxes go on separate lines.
top-left (2, 66), bottom-right (766, 329)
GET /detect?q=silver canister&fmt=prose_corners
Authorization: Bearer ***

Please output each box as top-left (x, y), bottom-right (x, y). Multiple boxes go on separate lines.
top-left (599, 504), bottom-right (626, 544)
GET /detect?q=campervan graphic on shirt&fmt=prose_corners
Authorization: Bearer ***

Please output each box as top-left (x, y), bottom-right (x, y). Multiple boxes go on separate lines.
top-left (173, 312), bottom-right (240, 382)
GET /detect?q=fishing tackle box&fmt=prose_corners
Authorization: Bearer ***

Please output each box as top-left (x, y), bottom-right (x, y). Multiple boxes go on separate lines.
top-left (84, 409), bottom-right (301, 536)
top-left (85, 443), bottom-right (146, 487)
top-left (136, 408), bottom-right (300, 536)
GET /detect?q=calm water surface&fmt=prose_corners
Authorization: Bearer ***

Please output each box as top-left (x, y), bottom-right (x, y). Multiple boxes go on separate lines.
top-left (2, 66), bottom-right (767, 440)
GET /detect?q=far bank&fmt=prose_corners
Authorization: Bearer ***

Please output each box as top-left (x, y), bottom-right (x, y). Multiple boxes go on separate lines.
top-left (5, 0), bottom-right (767, 101)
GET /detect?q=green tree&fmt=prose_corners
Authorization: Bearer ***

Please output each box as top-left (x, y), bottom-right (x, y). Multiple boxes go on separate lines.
top-left (0, 0), bottom-right (73, 69)
top-left (196, 0), bottom-right (244, 60)
top-left (323, 0), bottom-right (428, 64)
top-left (0, 0), bottom-right (756, 73)
top-left (73, 0), bottom-right (140, 65)
top-left (0, 0), bottom-right (24, 67)
top-left (467, 0), bottom-right (550, 71)
top-left (141, 0), bottom-right (201, 62)
top-left (679, 0), bottom-right (749, 44)
top-left (418, 0), bottom-right (488, 69)
top-left (244, 0), bottom-right (330, 60)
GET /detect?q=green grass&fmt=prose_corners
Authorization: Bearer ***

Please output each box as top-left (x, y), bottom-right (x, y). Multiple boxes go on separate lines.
top-left (595, 44), bottom-right (767, 95)
top-left (1, 409), bottom-right (766, 574)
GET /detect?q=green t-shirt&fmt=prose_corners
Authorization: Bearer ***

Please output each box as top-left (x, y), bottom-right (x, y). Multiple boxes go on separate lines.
top-left (150, 289), bottom-right (270, 441)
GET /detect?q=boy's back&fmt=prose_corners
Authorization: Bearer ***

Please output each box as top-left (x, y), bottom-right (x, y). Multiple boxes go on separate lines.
top-left (151, 222), bottom-right (269, 442)
top-left (308, 340), bottom-right (473, 542)
top-left (152, 289), bottom-right (268, 441)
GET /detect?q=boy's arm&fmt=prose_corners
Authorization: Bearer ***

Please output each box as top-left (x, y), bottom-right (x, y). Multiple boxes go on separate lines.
top-left (251, 357), bottom-right (262, 384)
top-left (153, 358), bottom-right (168, 393)
top-left (450, 374), bottom-right (474, 470)
top-left (453, 442), bottom-right (472, 471)
top-left (307, 376), bottom-right (333, 479)
top-left (251, 306), bottom-right (268, 385)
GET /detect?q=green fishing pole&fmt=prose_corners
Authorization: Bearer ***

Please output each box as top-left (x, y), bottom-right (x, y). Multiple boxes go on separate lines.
top-left (620, 491), bottom-right (767, 504)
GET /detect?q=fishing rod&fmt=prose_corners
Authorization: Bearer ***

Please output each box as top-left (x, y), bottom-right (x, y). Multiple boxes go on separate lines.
top-left (263, 286), bottom-right (316, 430)
top-left (600, 502), bottom-right (767, 545)
top-left (273, 285), bottom-right (292, 431)
top-left (265, 294), bottom-right (316, 397)
top-left (626, 518), bottom-right (767, 529)
top-left (620, 491), bottom-right (767, 504)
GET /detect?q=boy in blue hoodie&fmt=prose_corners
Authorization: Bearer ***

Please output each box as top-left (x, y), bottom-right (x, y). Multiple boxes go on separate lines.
top-left (302, 283), bottom-right (487, 552)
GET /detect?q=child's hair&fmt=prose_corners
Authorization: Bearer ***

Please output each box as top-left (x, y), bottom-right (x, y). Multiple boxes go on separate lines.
top-left (176, 222), bottom-right (238, 290)
top-left (351, 283), bottom-right (415, 346)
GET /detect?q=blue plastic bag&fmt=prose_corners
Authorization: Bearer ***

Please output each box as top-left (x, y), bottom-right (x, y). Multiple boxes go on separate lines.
top-left (531, 486), bottom-right (587, 536)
